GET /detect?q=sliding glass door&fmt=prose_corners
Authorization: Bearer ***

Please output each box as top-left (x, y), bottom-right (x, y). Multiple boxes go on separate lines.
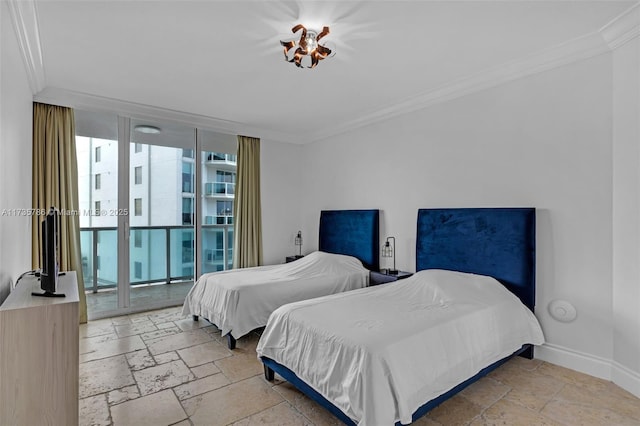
top-left (198, 130), bottom-right (237, 276)
top-left (76, 112), bottom-right (236, 319)
top-left (76, 110), bottom-right (120, 315)
top-left (127, 119), bottom-right (196, 311)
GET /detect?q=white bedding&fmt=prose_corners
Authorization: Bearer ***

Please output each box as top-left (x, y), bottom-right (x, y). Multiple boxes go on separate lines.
top-left (181, 251), bottom-right (369, 339)
top-left (256, 269), bottom-right (545, 426)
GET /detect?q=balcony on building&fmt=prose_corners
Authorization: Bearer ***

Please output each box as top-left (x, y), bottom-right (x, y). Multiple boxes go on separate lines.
top-left (205, 153), bottom-right (236, 169)
top-left (205, 214), bottom-right (233, 225)
top-left (204, 182), bottom-right (235, 198)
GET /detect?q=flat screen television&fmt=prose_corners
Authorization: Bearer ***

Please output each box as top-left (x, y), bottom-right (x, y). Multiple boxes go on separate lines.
top-left (32, 207), bottom-right (65, 297)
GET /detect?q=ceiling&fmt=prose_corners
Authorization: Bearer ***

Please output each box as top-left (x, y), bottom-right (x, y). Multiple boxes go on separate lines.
top-left (27, 1), bottom-right (636, 143)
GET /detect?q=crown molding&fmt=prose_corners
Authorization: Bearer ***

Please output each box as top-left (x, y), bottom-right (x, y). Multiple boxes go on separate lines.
top-left (600, 2), bottom-right (640, 50)
top-left (34, 87), bottom-right (297, 144)
top-left (307, 30), bottom-right (610, 144)
top-left (6, 0), bottom-right (45, 94)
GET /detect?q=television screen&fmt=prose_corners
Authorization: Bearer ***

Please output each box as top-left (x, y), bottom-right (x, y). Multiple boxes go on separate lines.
top-left (33, 207), bottom-right (64, 297)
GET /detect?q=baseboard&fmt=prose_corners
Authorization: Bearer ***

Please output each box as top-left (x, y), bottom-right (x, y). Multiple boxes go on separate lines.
top-left (535, 342), bottom-right (640, 398)
top-left (86, 300), bottom-right (184, 321)
top-left (612, 360), bottom-right (640, 398)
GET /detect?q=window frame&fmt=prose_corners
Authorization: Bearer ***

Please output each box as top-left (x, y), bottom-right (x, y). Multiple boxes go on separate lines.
top-left (134, 166), bottom-right (142, 185)
top-left (134, 198), bottom-right (142, 216)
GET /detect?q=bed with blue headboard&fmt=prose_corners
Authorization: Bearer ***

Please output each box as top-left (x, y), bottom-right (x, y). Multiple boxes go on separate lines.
top-left (416, 207), bottom-right (535, 312)
top-left (183, 209), bottom-right (379, 349)
top-left (319, 209), bottom-right (379, 271)
top-left (258, 207), bottom-right (542, 425)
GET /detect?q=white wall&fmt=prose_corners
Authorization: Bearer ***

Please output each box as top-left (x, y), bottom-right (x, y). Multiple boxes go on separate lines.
top-left (301, 54), bottom-right (616, 371)
top-left (260, 138), bottom-right (303, 266)
top-left (612, 36), bottom-right (640, 395)
top-left (0, 2), bottom-right (34, 304)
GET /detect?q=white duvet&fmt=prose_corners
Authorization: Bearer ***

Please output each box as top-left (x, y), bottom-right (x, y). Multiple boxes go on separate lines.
top-left (256, 269), bottom-right (545, 426)
top-left (181, 251), bottom-right (369, 339)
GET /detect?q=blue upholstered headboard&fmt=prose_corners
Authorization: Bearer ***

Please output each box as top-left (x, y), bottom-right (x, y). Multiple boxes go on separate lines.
top-left (416, 208), bottom-right (536, 311)
top-left (319, 209), bottom-right (379, 271)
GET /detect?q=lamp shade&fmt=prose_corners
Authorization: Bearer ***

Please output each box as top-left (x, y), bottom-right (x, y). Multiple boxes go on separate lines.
top-left (382, 236), bottom-right (397, 274)
top-left (295, 231), bottom-right (303, 256)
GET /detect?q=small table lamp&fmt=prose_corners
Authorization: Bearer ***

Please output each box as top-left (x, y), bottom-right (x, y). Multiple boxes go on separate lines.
top-left (295, 230), bottom-right (303, 257)
top-left (381, 236), bottom-right (398, 275)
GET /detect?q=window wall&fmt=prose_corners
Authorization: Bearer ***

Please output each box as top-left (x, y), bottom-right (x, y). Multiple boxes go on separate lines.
top-left (76, 110), bottom-right (119, 315)
top-left (127, 121), bottom-right (196, 311)
top-left (75, 110), bottom-right (237, 318)
top-left (200, 130), bottom-right (237, 274)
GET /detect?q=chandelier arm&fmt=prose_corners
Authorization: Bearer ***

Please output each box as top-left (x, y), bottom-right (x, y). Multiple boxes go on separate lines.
top-left (281, 40), bottom-right (296, 61)
top-left (281, 40), bottom-right (295, 50)
top-left (291, 24), bottom-right (305, 34)
top-left (310, 52), bottom-right (319, 68)
top-left (316, 45), bottom-right (331, 58)
top-left (317, 26), bottom-right (330, 41)
top-left (298, 28), bottom-right (308, 52)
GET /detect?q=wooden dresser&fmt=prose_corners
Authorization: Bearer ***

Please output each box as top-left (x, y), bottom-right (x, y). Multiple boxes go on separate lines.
top-left (0, 271), bottom-right (79, 426)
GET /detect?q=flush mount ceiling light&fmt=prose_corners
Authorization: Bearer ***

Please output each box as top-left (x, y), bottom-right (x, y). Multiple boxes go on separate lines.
top-left (280, 24), bottom-right (334, 69)
top-left (134, 125), bottom-right (161, 134)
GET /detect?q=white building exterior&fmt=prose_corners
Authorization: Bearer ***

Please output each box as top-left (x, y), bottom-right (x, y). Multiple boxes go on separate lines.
top-left (77, 136), bottom-right (235, 290)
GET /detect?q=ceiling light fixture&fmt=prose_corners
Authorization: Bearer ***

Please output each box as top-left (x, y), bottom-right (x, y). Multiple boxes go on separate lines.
top-left (134, 125), bottom-right (161, 134)
top-left (280, 24), bottom-right (333, 69)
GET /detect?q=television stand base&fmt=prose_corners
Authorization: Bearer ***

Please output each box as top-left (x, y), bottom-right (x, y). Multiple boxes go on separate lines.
top-left (31, 291), bottom-right (66, 298)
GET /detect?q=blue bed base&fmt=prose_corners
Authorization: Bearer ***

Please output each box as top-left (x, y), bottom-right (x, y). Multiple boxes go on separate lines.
top-left (262, 207), bottom-right (536, 424)
top-left (319, 209), bottom-right (380, 271)
top-left (262, 345), bottom-right (530, 426)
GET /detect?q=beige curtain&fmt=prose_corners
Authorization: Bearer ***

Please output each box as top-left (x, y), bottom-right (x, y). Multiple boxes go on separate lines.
top-left (32, 103), bottom-right (88, 323)
top-left (233, 135), bottom-right (263, 268)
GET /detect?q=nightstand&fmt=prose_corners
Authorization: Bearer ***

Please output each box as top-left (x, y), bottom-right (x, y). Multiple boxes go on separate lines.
top-left (286, 255), bottom-right (304, 263)
top-left (369, 270), bottom-right (413, 286)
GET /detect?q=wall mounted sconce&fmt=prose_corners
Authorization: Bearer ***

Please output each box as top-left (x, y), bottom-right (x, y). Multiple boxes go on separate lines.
top-left (381, 236), bottom-right (398, 275)
top-left (295, 230), bottom-right (303, 256)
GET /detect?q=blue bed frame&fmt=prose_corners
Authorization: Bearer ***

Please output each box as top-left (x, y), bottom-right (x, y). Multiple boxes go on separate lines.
top-left (262, 207), bottom-right (537, 425)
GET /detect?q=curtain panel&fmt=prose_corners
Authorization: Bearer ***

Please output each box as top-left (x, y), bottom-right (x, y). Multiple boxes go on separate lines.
top-left (233, 135), bottom-right (263, 268)
top-left (32, 102), bottom-right (88, 323)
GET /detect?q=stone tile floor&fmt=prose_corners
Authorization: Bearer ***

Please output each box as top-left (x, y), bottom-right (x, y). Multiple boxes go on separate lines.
top-left (79, 306), bottom-right (640, 425)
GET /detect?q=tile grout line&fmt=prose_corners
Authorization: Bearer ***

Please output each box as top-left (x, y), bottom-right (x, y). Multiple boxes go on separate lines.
top-left (169, 387), bottom-right (190, 425)
top-left (83, 307), bottom-right (640, 426)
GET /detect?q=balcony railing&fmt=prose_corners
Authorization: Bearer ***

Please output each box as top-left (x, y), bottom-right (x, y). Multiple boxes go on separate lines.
top-left (204, 215), bottom-right (233, 225)
top-left (80, 224), bottom-right (233, 293)
top-left (205, 153), bottom-right (236, 163)
top-left (204, 182), bottom-right (235, 196)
